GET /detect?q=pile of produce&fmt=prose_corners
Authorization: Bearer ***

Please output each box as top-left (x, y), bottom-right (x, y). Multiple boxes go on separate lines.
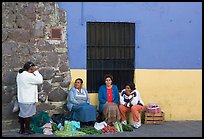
top-left (53, 120), bottom-right (134, 136)
top-left (77, 127), bottom-right (103, 134)
top-left (55, 130), bottom-right (86, 137)
top-left (51, 122), bottom-right (58, 132)
top-left (121, 124), bottom-right (133, 132)
top-left (101, 125), bottom-right (118, 133)
top-left (78, 122), bottom-right (133, 134)
top-left (113, 122), bottom-right (123, 132)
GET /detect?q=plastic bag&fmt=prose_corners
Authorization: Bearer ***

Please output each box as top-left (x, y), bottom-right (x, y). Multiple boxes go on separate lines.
top-left (94, 121), bottom-right (107, 130)
top-left (70, 121), bottom-right (80, 131)
top-left (43, 123), bottom-right (53, 135)
top-left (30, 111), bottom-right (52, 133)
top-left (12, 100), bottom-right (19, 112)
top-left (63, 120), bottom-right (80, 132)
top-left (146, 102), bottom-right (161, 113)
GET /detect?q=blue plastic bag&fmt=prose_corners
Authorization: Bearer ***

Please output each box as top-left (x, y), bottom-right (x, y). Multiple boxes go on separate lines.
top-left (70, 121), bottom-right (80, 131)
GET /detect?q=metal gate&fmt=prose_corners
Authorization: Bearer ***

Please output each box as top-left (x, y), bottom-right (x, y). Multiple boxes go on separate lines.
top-left (87, 22), bottom-right (135, 92)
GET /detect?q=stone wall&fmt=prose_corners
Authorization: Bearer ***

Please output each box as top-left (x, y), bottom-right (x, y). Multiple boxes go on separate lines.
top-left (2, 2), bottom-right (71, 130)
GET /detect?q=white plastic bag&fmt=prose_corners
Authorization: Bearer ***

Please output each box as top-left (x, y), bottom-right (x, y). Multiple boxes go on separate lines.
top-left (94, 121), bottom-right (107, 130)
top-left (12, 100), bottom-right (19, 112)
top-left (43, 123), bottom-right (53, 135)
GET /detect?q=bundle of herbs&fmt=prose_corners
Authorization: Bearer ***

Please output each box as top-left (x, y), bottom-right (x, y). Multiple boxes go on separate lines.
top-left (77, 127), bottom-right (103, 134)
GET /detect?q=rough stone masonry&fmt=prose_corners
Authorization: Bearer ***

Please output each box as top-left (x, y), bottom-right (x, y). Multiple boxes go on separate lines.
top-left (2, 2), bottom-right (71, 130)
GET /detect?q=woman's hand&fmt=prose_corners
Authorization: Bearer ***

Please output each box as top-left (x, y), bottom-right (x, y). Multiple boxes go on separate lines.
top-left (28, 66), bottom-right (38, 73)
top-left (30, 66), bottom-right (38, 73)
top-left (137, 101), bottom-right (143, 106)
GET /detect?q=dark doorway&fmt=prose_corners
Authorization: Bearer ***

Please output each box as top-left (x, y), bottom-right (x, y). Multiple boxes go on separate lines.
top-left (87, 22), bottom-right (135, 93)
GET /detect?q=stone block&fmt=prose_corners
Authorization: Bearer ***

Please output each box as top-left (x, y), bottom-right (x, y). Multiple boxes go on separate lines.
top-left (49, 87), bottom-right (67, 101)
top-left (39, 67), bottom-right (55, 80)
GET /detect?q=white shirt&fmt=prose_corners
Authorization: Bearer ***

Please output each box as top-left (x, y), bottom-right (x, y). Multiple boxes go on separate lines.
top-left (17, 70), bottom-right (43, 103)
top-left (120, 89), bottom-right (145, 106)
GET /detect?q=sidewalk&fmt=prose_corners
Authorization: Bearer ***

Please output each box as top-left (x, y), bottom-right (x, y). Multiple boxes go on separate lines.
top-left (1, 121), bottom-right (202, 137)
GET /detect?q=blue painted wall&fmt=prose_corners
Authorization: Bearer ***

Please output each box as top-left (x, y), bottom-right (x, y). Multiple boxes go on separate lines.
top-left (58, 2), bottom-right (202, 69)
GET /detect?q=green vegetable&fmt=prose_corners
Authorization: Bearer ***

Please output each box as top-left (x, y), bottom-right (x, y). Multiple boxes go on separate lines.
top-left (55, 130), bottom-right (86, 137)
top-left (122, 124), bottom-right (133, 132)
top-left (51, 122), bottom-right (58, 131)
top-left (113, 122), bottom-right (120, 132)
top-left (77, 127), bottom-right (103, 134)
top-left (118, 123), bottom-right (123, 132)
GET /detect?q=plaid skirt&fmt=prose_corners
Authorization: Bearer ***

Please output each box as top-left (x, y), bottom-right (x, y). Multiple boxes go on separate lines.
top-left (102, 102), bottom-right (121, 125)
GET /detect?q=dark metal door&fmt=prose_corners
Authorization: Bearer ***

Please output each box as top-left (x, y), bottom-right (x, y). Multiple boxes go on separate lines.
top-left (87, 22), bottom-right (135, 92)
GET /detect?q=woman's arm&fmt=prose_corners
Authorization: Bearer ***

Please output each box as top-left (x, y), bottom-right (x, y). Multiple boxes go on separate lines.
top-left (136, 90), bottom-right (145, 106)
top-left (68, 89), bottom-right (79, 105)
top-left (120, 94), bottom-right (126, 105)
top-left (130, 90), bottom-right (144, 106)
top-left (113, 85), bottom-right (119, 103)
top-left (84, 89), bottom-right (90, 104)
top-left (98, 86), bottom-right (107, 104)
top-left (26, 70), bottom-right (43, 84)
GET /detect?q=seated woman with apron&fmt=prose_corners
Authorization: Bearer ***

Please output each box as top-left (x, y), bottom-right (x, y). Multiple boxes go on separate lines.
top-left (66, 78), bottom-right (96, 126)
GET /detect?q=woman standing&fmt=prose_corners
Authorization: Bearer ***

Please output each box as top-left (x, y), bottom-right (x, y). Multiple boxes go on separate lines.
top-left (119, 82), bottom-right (144, 128)
top-left (16, 61), bottom-right (43, 134)
top-left (98, 74), bottom-right (120, 125)
top-left (66, 78), bottom-right (96, 124)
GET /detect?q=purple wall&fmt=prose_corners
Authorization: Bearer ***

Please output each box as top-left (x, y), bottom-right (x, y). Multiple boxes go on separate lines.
top-left (58, 2), bottom-right (202, 69)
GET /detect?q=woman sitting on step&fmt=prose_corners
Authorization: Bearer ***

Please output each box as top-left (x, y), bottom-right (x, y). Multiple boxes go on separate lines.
top-left (66, 78), bottom-right (96, 126)
top-left (98, 74), bottom-right (121, 125)
top-left (119, 82), bottom-right (144, 128)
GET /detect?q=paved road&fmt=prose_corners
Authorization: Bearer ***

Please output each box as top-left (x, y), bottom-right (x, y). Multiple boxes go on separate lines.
top-left (1, 121), bottom-right (202, 137)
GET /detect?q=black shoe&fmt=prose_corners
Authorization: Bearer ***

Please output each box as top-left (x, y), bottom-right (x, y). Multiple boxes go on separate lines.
top-left (27, 130), bottom-right (35, 134)
top-left (18, 129), bottom-right (24, 134)
top-left (23, 130), bottom-right (31, 135)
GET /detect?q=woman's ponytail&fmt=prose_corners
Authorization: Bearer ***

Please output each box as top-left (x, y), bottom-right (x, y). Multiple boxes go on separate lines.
top-left (18, 68), bottom-right (24, 73)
